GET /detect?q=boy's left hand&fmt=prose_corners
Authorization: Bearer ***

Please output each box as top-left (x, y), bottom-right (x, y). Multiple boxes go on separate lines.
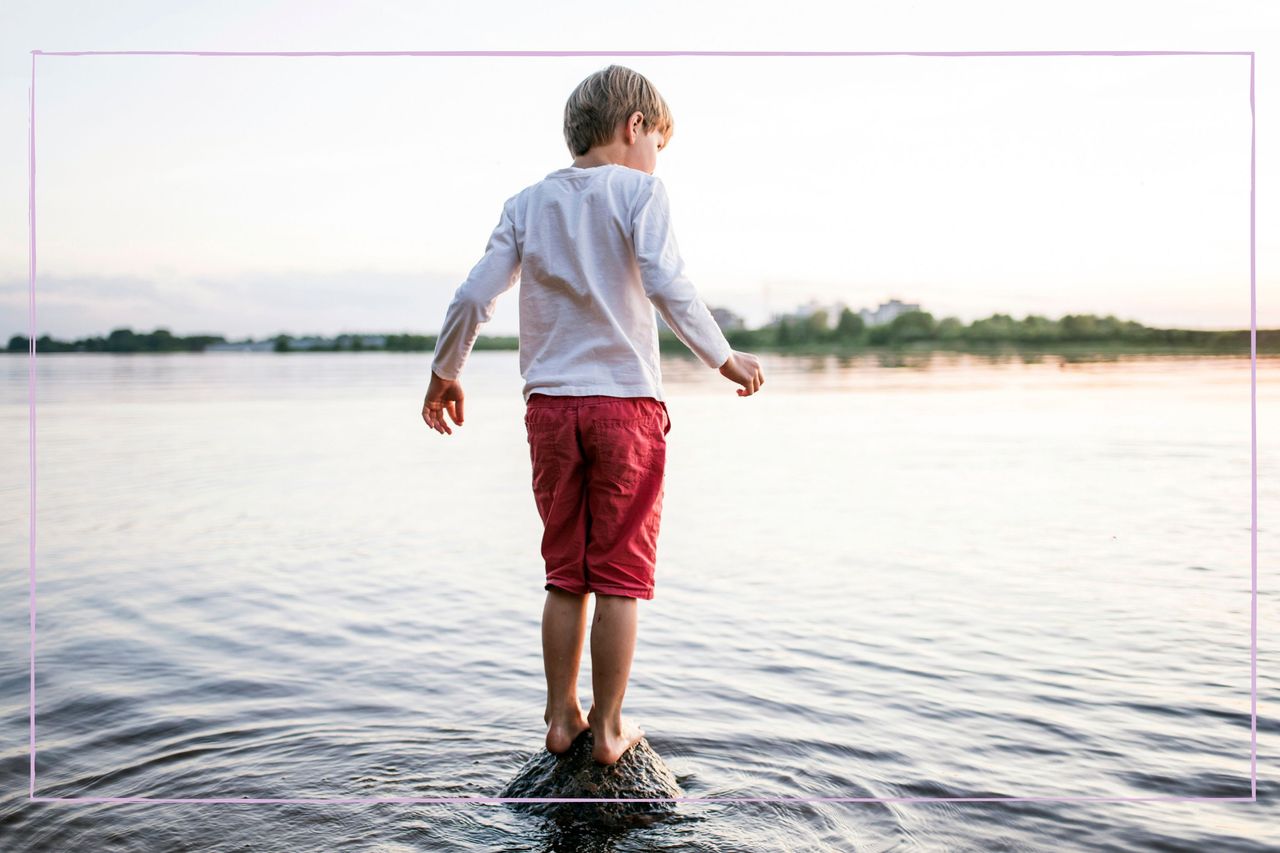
top-left (422, 370), bottom-right (464, 435)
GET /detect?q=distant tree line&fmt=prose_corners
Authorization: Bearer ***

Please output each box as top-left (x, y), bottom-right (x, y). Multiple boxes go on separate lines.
top-left (348, 334), bottom-right (518, 352)
top-left (5, 312), bottom-right (1273, 355)
top-left (272, 333), bottom-right (519, 352)
top-left (3, 327), bottom-right (524, 354)
top-left (5, 327), bottom-right (223, 353)
top-left (704, 309), bottom-right (1267, 353)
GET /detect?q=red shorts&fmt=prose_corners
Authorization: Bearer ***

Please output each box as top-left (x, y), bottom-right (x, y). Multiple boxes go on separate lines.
top-left (524, 393), bottom-right (671, 600)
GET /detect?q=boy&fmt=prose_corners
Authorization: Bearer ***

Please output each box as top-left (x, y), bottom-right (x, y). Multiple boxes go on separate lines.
top-left (421, 65), bottom-right (764, 766)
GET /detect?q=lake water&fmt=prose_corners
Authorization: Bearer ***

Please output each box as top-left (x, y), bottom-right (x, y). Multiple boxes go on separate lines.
top-left (0, 350), bottom-right (1275, 850)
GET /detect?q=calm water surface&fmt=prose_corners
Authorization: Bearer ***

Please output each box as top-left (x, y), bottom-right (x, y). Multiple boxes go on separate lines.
top-left (0, 350), bottom-right (1275, 850)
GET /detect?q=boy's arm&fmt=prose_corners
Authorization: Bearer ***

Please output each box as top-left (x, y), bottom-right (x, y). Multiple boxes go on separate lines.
top-left (430, 198), bottom-right (522, 380)
top-left (632, 178), bottom-right (733, 370)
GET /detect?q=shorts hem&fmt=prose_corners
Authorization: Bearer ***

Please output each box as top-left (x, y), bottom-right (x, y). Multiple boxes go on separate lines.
top-left (588, 583), bottom-right (655, 600)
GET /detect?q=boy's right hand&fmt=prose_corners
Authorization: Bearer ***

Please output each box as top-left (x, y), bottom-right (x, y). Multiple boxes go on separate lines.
top-left (719, 350), bottom-right (764, 396)
top-left (422, 369), bottom-right (464, 435)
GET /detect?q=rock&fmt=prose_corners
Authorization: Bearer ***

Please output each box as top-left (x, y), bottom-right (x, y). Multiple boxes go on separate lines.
top-left (499, 729), bottom-right (683, 827)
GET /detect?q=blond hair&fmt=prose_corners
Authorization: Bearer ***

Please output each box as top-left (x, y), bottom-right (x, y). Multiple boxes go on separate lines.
top-left (563, 65), bottom-right (674, 156)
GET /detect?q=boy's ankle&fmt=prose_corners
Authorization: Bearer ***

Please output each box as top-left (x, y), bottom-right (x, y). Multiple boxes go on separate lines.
top-left (587, 705), bottom-right (622, 730)
top-left (546, 703), bottom-right (585, 719)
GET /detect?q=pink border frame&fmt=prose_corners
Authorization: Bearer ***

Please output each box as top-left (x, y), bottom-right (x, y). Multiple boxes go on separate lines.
top-left (24, 48), bottom-right (1258, 806)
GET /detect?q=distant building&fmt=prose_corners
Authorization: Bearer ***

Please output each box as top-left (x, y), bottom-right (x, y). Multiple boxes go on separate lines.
top-left (205, 340), bottom-right (276, 352)
top-left (858, 298), bottom-right (921, 327)
top-left (336, 334), bottom-right (387, 348)
top-left (767, 298), bottom-right (848, 329)
top-left (790, 298), bottom-right (852, 329)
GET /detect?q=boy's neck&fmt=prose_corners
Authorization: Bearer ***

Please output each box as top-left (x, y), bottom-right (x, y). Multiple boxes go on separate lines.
top-left (572, 138), bottom-right (631, 169)
top-left (571, 154), bottom-right (621, 168)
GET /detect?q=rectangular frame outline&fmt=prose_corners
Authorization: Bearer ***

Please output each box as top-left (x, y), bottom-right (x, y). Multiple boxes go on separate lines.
top-left (23, 48), bottom-right (1259, 806)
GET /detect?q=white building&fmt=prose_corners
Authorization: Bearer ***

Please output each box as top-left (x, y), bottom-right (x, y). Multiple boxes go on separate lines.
top-left (768, 299), bottom-right (851, 329)
top-left (858, 298), bottom-right (921, 327)
top-left (335, 334), bottom-right (387, 348)
top-left (205, 340), bottom-right (276, 352)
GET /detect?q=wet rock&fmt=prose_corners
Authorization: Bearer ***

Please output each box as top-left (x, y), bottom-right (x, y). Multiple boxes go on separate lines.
top-left (499, 729), bottom-right (683, 827)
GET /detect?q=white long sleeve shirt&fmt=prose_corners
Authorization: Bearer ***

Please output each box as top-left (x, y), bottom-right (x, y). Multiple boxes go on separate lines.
top-left (430, 163), bottom-right (733, 403)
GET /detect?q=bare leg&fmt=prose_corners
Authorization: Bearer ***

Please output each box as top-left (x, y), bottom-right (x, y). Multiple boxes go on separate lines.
top-left (542, 585), bottom-right (591, 753)
top-left (587, 593), bottom-right (646, 765)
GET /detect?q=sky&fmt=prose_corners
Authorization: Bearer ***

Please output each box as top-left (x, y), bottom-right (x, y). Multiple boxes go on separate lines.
top-left (0, 0), bottom-right (1276, 341)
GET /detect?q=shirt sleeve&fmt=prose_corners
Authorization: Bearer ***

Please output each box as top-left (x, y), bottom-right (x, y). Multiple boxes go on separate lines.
top-left (430, 198), bottom-right (522, 380)
top-left (631, 177), bottom-right (734, 370)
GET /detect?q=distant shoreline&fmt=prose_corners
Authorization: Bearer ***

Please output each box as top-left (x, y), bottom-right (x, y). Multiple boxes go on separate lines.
top-left (4, 339), bottom-right (1274, 357)
top-left (7, 310), bottom-right (1278, 356)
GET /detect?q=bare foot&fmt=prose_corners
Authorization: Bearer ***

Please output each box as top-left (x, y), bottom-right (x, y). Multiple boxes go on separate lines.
top-left (544, 706), bottom-right (590, 755)
top-left (587, 706), bottom-right (645, 765)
